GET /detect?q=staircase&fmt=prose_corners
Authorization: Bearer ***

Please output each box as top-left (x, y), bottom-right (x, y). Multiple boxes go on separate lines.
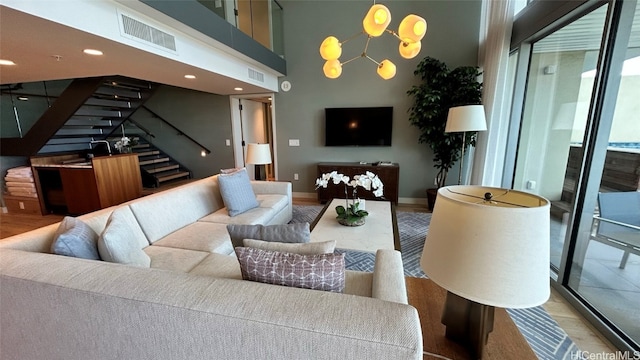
top-left (38, 77), bottom-right (155, 154)
top-left (112, 123), bottom-right (192, 188)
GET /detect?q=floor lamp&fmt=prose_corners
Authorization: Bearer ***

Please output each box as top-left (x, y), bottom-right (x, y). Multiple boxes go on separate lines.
top-left (245, 143), bottom-right (272, 181)
top-left (445, 105), bottom-right (487, 184)
top-left (421, 185), bottom-right (550, 359)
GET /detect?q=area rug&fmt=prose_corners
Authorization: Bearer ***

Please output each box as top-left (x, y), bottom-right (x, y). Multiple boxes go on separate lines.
top-left (291, 204), bottom-right (582, 360)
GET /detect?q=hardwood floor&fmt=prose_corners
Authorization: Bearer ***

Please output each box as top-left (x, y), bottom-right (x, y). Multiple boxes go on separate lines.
top-left (0, 197), bottom-right (616, 355)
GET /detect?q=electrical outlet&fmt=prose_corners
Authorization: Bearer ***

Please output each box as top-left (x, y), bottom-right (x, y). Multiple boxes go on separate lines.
top-left (526, 180), bottom-right (537, 190)
top-left (289, 139), bottom-right (300, 146)
top-left (225, 139), bottom-right (231, 146)
top-left (294, 173), bottom-right (299, 180)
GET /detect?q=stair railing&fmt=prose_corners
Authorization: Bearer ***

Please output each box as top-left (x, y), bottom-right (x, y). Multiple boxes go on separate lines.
top-left (140, 105), bottom-right (212, 155)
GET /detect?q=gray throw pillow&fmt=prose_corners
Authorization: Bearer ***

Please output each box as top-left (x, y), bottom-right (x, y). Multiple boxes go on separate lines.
top-left (218, 168), bottom-right (259, 217)
top-left (51, 216), bottom-right (100, 260)
top-left (235, 247), bottom-right (345, 293)
top-left (227, 223), bottom-right (311, 248)
top-left (243, 239), bottom-right (336, 255)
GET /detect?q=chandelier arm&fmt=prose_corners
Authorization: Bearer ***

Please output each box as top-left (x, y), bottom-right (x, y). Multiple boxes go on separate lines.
top-left (341, 31), bottom-right (365, 45)
top-left (341, 55), bottom-right (363, 66)
top-left (364, 55), bottom-right (381, 66)
top-left (362, 36), bottom-right (373, 55)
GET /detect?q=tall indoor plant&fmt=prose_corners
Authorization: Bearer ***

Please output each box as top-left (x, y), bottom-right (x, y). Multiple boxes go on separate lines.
top-left (407, 57), bottom-right (482, 207)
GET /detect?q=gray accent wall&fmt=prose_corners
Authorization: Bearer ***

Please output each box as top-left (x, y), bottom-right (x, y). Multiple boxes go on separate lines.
top-left (274, 0), bottom-right (481, 198)
top-left (130, 85), bottom-right (235, 179)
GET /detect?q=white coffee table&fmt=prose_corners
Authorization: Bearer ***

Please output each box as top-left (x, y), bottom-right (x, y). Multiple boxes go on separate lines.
top-left (310, 198), bottom-right (399, 253)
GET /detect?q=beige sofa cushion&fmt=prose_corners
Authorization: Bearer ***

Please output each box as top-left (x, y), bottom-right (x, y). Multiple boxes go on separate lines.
top-left (129, 178), bottom-right (223, 243)
top-left (98, 206), bottom-right (150, 267)
top-left (198, 207), bottom-right (274, 225)
top-left (188, 253), bottom-right (243, 279)
top-left (152, 222), bottom-right (233, 255)
top-left (144, 246), bottom-right (209, 273)
top-left (256, 194), bottom-right (288, 213)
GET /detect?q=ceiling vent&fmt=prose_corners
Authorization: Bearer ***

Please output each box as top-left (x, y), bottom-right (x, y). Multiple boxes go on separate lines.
top-left (119, 13), bottom-right (177, 53)
top-left (248, 68), bottom-right (265, 83)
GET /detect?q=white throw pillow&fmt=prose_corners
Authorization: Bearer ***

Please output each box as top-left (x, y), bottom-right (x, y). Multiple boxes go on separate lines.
top-left (98, 207), bottom-right (151, 267)
top-left (243, 239), bottom-right (336, 255)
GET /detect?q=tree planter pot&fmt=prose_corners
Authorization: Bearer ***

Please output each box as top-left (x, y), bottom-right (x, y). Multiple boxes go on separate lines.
top-left (426, 188), bottom-right (438, 211)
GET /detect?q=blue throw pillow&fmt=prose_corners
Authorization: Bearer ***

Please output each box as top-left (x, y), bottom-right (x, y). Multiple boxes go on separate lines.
top-left (218, 168), bottom-right (259, 217)
top-left (51, 216), bottom-right (100, 260)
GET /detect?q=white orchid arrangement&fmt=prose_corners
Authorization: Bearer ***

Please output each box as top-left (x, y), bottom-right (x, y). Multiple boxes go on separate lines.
top-left (315, 171), bottom-right (384, 224)
top-left (113, 136), bottom-right (137, 153)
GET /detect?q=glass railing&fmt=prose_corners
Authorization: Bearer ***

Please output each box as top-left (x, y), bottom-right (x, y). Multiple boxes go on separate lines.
top-left (0, 79), bottom-right (72, 138)
top-left (197, 0), bottom-right (284, 58)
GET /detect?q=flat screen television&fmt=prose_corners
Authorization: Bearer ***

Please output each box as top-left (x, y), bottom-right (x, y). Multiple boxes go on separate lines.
top-left (325, 107), bottom-right (393, 146)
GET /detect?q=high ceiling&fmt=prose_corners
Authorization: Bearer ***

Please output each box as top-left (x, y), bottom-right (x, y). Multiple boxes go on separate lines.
top-left (0, 5), bottom-right (271, 95)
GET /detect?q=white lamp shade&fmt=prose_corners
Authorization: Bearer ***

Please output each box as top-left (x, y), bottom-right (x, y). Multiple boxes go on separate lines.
top-left (445, 105), bottom-right (487, 133)
top-left (245, 143), bottom-right (272, 165)
top-left (420, 185), bottom-right (550, 308)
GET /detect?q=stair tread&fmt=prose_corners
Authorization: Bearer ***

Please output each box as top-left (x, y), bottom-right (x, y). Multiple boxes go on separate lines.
top-left (134, 150), bottom-right (160, 157)
top-left (156, 171), bottom-right (190, 181)
top-left (139, 157), bottom-right (170, 166)
top-left (144, 164), bottom-right (180, 174)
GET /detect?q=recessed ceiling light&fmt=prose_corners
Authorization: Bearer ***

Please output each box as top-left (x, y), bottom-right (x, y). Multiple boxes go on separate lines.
top-left (83, 49), bottom-right (103, 56)
top-left (234, 87), bottom-right (243, 91)
top-left (0, 59), bottom-right (16, 66)
top-left (17, 96), bottom-right (29, 101)
top-left (184, 75), bottom-right (196, 79)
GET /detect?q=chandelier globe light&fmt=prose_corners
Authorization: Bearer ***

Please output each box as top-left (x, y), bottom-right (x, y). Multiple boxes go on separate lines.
top-left (363, 4), bottom-right (391, 37)
top-left (320, 36), bottom-right (342, 60)
top-left (323, 60), bottom-right (343, 79)
top-left (319, 2), bottom-right (427, 80)
top-left (398, 14), bottom-right (427, 42)
top-left (399, 41), bottom-right (421, 59)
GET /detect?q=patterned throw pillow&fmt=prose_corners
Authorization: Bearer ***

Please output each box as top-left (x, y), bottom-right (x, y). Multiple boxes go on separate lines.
top-left (218, 168), bottom-right (259, 217)
top-left (234, 247), bottom-right (345, 293)
top-left (51, 216), bottom-right (100, 260)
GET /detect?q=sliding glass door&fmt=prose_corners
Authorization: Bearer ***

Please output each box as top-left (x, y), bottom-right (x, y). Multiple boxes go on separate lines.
top-left (510, 0), bottom-right (639, 350)
top-left (568, 1), bottom-right (640, 345)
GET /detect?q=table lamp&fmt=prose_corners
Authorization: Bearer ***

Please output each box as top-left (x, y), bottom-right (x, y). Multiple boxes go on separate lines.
top-left (245, 143), bottom-right (272, 180)
top-left (420, 185), bottom-right (550, 359)
top-left (445, 105), bottom-right (487, 184)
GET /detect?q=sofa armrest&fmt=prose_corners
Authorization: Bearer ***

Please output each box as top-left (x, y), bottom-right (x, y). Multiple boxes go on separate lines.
top-left (372, 249), bottom-right (408, 304)
top-left (250, 180), bottom-right (292, 197)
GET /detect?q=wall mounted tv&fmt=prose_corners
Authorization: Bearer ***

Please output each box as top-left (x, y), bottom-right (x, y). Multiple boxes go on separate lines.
top-left (325, 107), bottom-right (393, 146)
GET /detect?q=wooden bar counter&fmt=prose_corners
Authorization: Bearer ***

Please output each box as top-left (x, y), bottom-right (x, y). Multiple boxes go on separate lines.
top-left (31, 153), bottom-right (142, 215)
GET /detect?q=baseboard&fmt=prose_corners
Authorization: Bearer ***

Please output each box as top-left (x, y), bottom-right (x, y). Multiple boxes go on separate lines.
top-left (293, 192), bottom-right (427, 206)
top-left (292, 192), bottom-right (317, 199)
top-left (398, 197), bottom-right (428, 206)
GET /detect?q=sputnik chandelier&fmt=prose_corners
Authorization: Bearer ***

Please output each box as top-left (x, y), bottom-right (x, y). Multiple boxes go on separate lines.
top-left (319, 2), bottom-right (426, 80)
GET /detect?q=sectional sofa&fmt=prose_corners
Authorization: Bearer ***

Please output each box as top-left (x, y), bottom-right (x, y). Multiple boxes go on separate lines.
top-left (0, 174), bottom-right (423, 360)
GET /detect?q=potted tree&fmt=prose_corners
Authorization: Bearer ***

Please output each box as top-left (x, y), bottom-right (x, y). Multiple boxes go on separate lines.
top-left (407, 57), bottom-right (482, 209)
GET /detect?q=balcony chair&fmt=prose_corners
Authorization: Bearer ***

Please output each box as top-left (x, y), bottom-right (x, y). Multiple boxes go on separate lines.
top-left (590, 191), bottom-right (640, 269)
